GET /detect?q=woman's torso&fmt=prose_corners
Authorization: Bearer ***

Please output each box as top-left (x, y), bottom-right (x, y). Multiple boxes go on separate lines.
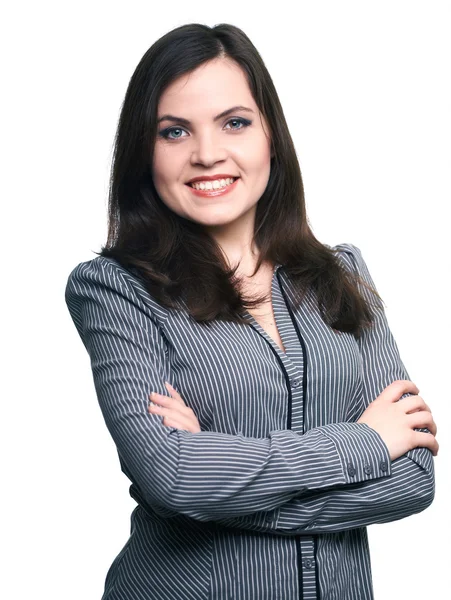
top-left (99, 245), bottom-right (371, 599)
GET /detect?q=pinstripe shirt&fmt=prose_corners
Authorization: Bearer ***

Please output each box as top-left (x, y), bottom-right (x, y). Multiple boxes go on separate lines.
top-left (65, 242), bottom-right (434, 600)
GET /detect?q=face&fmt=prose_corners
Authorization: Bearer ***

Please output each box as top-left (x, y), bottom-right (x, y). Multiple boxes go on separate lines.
top-left (152, 58), bottom-right (272, 237)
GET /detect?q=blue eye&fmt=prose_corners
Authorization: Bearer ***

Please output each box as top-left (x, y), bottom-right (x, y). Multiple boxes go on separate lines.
top-left (225, 118), bottom-right (251, 131)
top-left (160, 127), bottom-right (187, 140)
top-left (158, 117), bottom-right (252, 141)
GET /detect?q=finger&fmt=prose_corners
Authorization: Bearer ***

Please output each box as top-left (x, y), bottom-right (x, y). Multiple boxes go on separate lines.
top-left (148, 404), bottom-right (173, 417)
top-left (382, 380), bottom-right (419, 402)
top-left (149, 392), bottom-right (173, 406)
top-left (407, 411), bottom-right (437, 436)
top-left (413, 431), bottom-right (439, 456)
top-left (162, 417), bottom-right (189, 431)
top-left (148, 403), bottom-right (200, 433)
top-left (167, 417), bottom-right (200, 433)
top-left (405, 402), bottom-right (432, 414)
top-left (164, 381), bottom-right (186, 405)
top-left (161, 415), bottom-right (200, 433)
top-left (149, 391), bottom-right (185, 408)
top-left (149, 395), bottom-right (194, 420)
top-left (398, 395), bottom-right (426, 413)
top-left (162, 416), bottom-right (186, 430)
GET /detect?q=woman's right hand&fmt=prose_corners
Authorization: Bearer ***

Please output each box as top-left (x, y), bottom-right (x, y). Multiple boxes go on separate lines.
top-left (357, 380), bottom-right (439, 461)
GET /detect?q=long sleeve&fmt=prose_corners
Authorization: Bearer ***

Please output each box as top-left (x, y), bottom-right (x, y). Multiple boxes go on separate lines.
top-left (217, 243), bottom-right (435, 534)
top-left (65, 256), bottom-right (394, 522)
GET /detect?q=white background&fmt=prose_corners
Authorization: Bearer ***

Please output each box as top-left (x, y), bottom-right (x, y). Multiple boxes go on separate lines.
top-left (2, 1), bottom-right (449, 598)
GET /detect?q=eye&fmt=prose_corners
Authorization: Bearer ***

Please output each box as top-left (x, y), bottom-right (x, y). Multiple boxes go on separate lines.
top-left (158, 117), bottom-right (252, 141)
top-left (224, 117), bottom-right (252, 131)
top-left (158, 127), bottom-right (188, 141)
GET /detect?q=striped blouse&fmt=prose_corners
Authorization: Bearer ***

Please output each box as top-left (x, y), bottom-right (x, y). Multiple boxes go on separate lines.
top-left (64, 242), bottom-right (435, 600)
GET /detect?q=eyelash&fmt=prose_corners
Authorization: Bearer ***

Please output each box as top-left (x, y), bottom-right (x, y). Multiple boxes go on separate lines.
top-left (158, 117), bottom-right (252, 141)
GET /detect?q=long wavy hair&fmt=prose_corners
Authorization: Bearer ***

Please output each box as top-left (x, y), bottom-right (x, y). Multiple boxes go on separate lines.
top-left (96, 22), bottom-right (381, 338)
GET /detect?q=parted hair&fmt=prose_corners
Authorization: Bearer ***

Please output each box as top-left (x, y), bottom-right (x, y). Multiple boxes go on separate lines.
top-left (97, 22), bottom-right (382, 338)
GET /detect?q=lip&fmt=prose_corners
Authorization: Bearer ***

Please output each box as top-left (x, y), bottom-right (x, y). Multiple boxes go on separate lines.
top-left (186, 177), bottom-right (239, 198)
top-left (186, 174), bottom-right (239, 184)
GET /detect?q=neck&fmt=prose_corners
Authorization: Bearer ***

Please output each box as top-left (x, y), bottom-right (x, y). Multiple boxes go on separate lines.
top-left (203, 205), bottom-right (261, 274)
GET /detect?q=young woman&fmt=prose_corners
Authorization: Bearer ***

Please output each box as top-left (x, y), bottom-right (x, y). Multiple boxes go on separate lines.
top-left (65, 23), bottom-right (438, 600)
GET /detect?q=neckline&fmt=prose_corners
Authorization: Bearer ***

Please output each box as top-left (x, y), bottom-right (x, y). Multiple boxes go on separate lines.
top-left (242, 263), bottom-right (288, 358)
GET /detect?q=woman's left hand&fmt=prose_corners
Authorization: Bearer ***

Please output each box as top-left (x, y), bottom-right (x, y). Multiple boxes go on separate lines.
top-left (148, 381), bottom-right (201, 433)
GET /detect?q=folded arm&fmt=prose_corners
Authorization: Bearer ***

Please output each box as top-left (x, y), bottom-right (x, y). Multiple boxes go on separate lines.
top-left (215, 244), bottom-right (434, 534)
top-left (65, 256), bottom-right (397, 523)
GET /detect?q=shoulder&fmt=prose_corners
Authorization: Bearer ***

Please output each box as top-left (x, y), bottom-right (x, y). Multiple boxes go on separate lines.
top-left (326, 242), bottom-right (384, 307)
top-left (65, 256), bottom-right (169, 324)
top-left (65, 255), bottom-right (124, 286)
top-left (324, 242), bottom-right (363, 274)
top-left (65, 256), bottom-right (131, 303)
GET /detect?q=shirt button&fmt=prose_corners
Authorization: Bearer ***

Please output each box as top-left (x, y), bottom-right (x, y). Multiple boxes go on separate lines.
top-left (303, 559), bottom-right (313, 569)
top-left (347, 462), bottom-right (356, 476)
top-left (309, 521), bottom-right (318, 528)
top-left (291, 379), bottom-right (300, 388)
top-left (364, 463), bottom-right (373, 475)
top-left (265, 512), bottom-right (274, 523)
top-left (380, 460), bottom-right (388, 472)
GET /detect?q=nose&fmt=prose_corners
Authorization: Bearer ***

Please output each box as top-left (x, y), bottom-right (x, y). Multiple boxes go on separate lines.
top-left (190, 131), bottom-right (227, 167)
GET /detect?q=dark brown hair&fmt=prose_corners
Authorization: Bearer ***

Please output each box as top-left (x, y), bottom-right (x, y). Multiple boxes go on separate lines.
top-left (96, 22), bottom-right (381, 338)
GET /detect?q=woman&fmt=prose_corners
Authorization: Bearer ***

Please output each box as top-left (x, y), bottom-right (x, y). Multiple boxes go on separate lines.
top-left (65, 23), bottom-right (438, 600)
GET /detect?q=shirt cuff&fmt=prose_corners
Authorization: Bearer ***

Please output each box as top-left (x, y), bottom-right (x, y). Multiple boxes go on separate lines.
top-left (318, 422), bottom-right (392, 484)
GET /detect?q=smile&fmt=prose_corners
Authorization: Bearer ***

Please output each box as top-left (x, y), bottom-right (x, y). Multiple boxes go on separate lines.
top-left (189, 177), bottom-right (237, 190)
top-left (186, 177), bottom-right (240, 198)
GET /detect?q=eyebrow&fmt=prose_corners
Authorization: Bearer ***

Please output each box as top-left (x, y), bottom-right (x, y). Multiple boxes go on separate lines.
top-left (157, 105), bottom-right (254, 126)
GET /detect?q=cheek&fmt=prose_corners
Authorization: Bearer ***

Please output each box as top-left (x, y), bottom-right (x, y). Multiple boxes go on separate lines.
top-left (240, 134), bottom-right (271, 171)
top-left (152, 147), bottom-right (179, 187)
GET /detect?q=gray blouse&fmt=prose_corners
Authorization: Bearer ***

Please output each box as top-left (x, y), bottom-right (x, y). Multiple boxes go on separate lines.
top-left (65, 242), bottom-right (434, 600)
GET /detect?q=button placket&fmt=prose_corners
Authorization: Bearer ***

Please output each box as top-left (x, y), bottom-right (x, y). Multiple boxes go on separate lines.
top-left (299, 537), bottom-right (318, 599)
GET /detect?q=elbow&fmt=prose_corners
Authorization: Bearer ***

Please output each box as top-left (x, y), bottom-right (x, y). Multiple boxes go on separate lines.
top-left (143, 485), bottom-right (216, 522)
top-left (133, 473), bottom-right (207, 519)
top-left (416, 473), bottom-right (435, 513)
top-left (398, 448), bottom-right (436, 516)
top-left (136, 442), bottom-right (215, 521)
top-left (407, 469), bottom-right (435, 516)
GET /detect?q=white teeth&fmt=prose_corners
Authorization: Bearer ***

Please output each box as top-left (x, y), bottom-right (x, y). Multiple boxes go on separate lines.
top-left (189, 177), bottom-right (236, 190)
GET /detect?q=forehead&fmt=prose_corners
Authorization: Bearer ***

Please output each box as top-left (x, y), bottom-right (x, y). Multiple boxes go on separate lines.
top-left (158, 59), bottom-right (255, 113)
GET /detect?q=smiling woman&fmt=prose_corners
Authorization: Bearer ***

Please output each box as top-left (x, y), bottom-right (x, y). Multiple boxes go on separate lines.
top-left (152, 59), bottom-right (272, 236)
top-left (65, 21), bottom-right (437, 600)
